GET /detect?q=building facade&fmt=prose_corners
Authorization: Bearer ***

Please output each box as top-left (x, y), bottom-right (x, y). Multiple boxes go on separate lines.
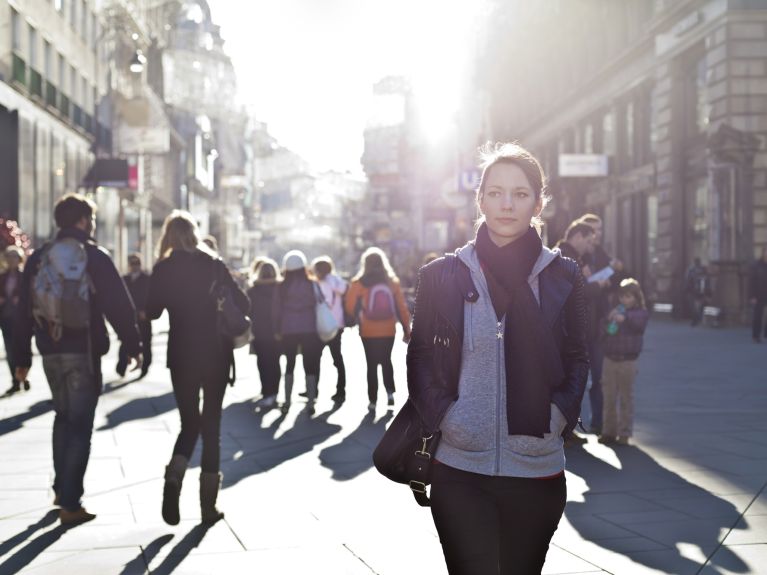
top-left (481, 0), bottom-right (767, 321)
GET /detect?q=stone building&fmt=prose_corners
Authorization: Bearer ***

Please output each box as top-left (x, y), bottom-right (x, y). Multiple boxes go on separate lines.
top-left (480, 0), bottom-right (767, 320)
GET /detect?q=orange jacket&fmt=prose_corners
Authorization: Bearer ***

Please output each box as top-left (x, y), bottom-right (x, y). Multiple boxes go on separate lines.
top-left (345, 279), bottom-right (411, 339)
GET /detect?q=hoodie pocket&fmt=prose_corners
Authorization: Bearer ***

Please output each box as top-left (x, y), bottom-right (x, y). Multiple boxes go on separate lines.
top-left (440, 395), bottom-right (496, 453)
top-left (506, 403), bottom-right (567, 457)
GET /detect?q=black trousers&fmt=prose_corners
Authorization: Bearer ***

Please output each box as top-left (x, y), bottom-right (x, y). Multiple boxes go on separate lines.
top-left (0, 317), bottom-right (17, 385)
top-left (322, 328), bottom-right (346, 393)
top-left (430, 464), bottom-right (566, 575)
top-left (253, 339), bottom-right (281, 397)
top-left (752, 298), bottom-right (767, 339)
top-left (361, 337), bottom-right (395, 403)
top-left (169, 365), bottom-right (227, 472)
top-left (282, 332), bottom-right (323, 377)
top-left (117, 320), bottom-right (152, 374)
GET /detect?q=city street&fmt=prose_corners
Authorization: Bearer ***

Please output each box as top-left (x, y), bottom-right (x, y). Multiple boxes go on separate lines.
top-left (0, 318), bottom-right (766, 574)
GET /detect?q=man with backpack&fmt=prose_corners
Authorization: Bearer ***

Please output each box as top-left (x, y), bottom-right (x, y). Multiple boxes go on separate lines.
top-left (13, 194), bottom-right (142, 525)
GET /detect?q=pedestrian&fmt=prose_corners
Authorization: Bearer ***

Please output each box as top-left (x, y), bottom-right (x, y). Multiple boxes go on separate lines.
top-left (748, 247), bottom-right (767, 343)
top-left (1, 245), bottom-right (27, 394)
top-left (557, 221), bottom-right (610, 435)
top-left (13, 194), bottom-right (142, 525)
top-left (685, 257), bottom-right (710, 326)
top-left (117, 253), bottom-right (152, 379)
top-left (345, 247), bottom-right (411, 410)
top-left (599, 278), bottom-right (649, 446)
top-left (312, 256), bottom-right (348, 402)
top-left (146, 210), bottom-right (249, 525)
top-left (248, 257), bottom-right (282, 409)
top-left (408, 142), bottom-right (588, 574)
top-left (276, 250), bottom-right (323, 407)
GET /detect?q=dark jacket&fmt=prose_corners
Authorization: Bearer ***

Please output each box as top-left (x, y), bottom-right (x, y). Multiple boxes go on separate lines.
top-left (123, 271), bottom-right (151, 316)
top-left (749, 260), bottom-right (767, 301)
top-left (558, 242), bottom-right (603, 342)
top-left (13, 228), bottom-right (141, 368)
top-left (247, 281), bottom-right (279, 345)
top-left (0, 269), bottom-right (22, 323)
top-left (274, 272), bottom-right (317, 336)
top-left (406, 247), bottom-right (589, 438)
top-left (146, 249), bottom-right (248, 375)
top-left (603, 308), bottom-right (649, 360)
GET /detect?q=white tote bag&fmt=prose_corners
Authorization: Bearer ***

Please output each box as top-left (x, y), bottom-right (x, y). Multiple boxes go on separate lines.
top-left (314, 283), bottom-right (340, 343)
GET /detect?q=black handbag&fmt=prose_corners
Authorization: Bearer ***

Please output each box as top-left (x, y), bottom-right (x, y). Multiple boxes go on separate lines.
top-left (372, 398), bottom-right (441, 507)
top-left (210, 261), bottom-right (252, 349)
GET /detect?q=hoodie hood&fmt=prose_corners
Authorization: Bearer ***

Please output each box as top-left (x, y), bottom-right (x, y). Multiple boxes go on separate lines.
top-left (456, 240), bottom-right (559, 289)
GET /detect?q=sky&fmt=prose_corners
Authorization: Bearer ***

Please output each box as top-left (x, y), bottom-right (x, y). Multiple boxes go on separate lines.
top-left (209, 0), bottom-right (484, 174)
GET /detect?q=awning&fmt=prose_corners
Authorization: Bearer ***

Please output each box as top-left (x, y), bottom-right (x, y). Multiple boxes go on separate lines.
top-left (82, 159), bottom-right (129, 188)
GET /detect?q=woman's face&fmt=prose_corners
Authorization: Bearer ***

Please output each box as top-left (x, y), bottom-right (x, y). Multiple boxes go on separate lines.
top-left (619, 292), bottom-right (637, 308)
top-left (479, 163), bottom-right (542, 246)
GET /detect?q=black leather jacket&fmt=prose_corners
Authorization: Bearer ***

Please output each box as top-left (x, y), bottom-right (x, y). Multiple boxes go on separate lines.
top-left (406, 251), bottom-right (589, 437)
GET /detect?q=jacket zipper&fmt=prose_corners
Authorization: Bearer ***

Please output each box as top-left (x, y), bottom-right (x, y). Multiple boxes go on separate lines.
top-left (495, 319), bottom-right (503, 474)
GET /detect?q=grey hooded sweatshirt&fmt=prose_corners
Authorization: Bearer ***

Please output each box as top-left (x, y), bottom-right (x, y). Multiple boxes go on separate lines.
top-left (435, 242), bottom-right (569, 478)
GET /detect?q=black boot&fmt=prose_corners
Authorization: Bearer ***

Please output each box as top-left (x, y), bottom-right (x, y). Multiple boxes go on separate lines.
top-left (200, 471), bottom-right (224, 524)
top-left (162, 455), bottom-right (187, 525)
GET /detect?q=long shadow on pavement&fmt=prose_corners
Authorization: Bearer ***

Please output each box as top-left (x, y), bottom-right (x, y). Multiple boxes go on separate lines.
top-left (118, 533), bottom-right (174, 575)
top-left (146, 524), bottom-right (211, 575)
top-left (0, 399), bottom-right (52, 438)
top-left (220, 402), bottom-right (343, 488)
top-left (565, 444), bottom-right (749, 574)
top-left (319, 409), bottom-right (393, 480)
top-left (97, 392), bottom-right (176, 431)
top-left (0, 511), bottom-right (73, 574)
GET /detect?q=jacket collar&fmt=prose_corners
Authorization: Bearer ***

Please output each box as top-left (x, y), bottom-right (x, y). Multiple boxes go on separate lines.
top-left (56, 227), bottom-right (94, 244)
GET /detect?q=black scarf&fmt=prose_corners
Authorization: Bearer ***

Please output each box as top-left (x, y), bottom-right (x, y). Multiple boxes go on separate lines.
top-left (475, 223), bottom-right (553, 437)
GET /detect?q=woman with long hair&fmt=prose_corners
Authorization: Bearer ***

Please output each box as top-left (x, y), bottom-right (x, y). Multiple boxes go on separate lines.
top-left (0, 246), bottom-right (26, 394)
top-left (407, 142), bottom-right (588, 573)
top-left (146, 210), bottom-right (249, 525)
top-left (312, 256), bottom-right (348, 402)
top-left (345, 247), bottom-right (411, 409)
top-left (248, 257), bottom-right (282, 409)
top-left (276, 250), bottom-right (323, 407)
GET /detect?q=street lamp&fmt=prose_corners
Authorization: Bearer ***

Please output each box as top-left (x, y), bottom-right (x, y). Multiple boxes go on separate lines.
top-left (129, 50), bottom-right (146, 74)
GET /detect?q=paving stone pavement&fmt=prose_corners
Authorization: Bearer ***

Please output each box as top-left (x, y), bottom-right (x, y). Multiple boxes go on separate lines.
top-left (0, 318), bottom-right (765, 574)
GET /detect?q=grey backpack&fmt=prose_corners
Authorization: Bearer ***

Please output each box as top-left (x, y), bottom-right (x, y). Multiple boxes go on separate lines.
top-left (32, 238), bottom-right (92, 341)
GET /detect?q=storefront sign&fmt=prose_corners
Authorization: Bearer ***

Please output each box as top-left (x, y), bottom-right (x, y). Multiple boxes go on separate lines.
top-left (558, 154), bottom-right (609, 177)
top-left (117, 126), bottom-right (170, 154)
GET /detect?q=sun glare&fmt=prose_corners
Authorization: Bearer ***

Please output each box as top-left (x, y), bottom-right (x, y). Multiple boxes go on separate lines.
top-left (211, 0), bottom-right (484, 171)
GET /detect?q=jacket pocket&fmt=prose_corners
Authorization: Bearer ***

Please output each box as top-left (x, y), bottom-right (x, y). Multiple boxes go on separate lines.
top-left (506, 403), bottom-right (566, 457)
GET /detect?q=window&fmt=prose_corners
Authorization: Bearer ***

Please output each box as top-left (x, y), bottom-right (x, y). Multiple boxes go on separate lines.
top-left (55, 0), bottom-right (63, 12)
top-left (44, 41), bottom-right (52, 78)
top-left (91, 13), bottom-right (97, 48)
top-left (687, 54), bottom-right (710, 137)
top-left (28, 27), bottom-right (37, 68)
top-left (602, 110), bottom-right (616, 156)
top-left (81, 77), bottom-right (87, 108)
top-left (583, 123), bottom-right (594, 154)
top-left (11, 9), bottom-right (22, 51)
top-left (70, 65), bottom-right (77, 101)
top-left (58, 54), bottom-right (66, 91)
top-left (70, 0), bottom-right (77, 29)
top-left (81, 1), bottom-right (87, 40)
top-left (625, 101), bottom-right (635, 164)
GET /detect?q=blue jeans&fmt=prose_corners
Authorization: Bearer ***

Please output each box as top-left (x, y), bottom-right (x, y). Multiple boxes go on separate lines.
top-left (587, 339), bottom-right (604, 432)
top-left (42, 353), bottom-right (101, 511)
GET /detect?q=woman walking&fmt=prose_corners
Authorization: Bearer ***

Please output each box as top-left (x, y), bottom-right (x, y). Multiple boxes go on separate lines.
top-left (0, 246), bottom-right (27, 394)
top-left (345, 248), bottom-right (411, 409)
top-left (146, 211), bottom-right (249, 525)
top-left (312, 256), bottom-right (348, 402)
top-left (408, 143), bottom-right (588, 574)
top-left (599, 278), bottom-right (649, 446)
top-left (248, 258), bottom-right (282, 409)
top-left (276, 250), bottom-right (323, 407)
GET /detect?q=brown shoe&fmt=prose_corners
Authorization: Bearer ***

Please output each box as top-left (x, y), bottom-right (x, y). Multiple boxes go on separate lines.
top-left (59, 507), bottom-right (96, 525)
top-left (616, 436), bottom-right (630, 445)
top-left (598, 435), bottom-right (617, 445)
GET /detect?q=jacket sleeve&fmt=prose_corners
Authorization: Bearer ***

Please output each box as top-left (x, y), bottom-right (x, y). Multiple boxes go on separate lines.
top-left (344, 281), bottom-right (362, 316)
top-left (551, 262), bottom-right (590, 435)
top-left (623, 308), bottom-right (650, 334)
top-left (12, 252), bottom-right (40, 369)
top-left (92, 248), bottom-right (141, 357)
top-left (219, 260), bottom-right (249, 315)
top-left (392, 280), bottom-right (412, 330)
top-left (146, 264), bottom-right (165, 321)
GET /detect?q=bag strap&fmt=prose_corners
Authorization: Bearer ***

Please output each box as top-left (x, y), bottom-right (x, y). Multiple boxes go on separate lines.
top-left (408, 432), bottom-right (439, 506)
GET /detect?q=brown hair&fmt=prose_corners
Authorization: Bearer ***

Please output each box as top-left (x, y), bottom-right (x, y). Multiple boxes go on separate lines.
top-left (618, 278), bottom-right (646, 310)
top-left (54, 193), bottom-right (96, 229)
top-left (564, 222), bottom-right (595, 241)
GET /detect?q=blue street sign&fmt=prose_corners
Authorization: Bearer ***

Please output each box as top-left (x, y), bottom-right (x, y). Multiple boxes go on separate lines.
top-left (459, 169), bottom-right (481, 192)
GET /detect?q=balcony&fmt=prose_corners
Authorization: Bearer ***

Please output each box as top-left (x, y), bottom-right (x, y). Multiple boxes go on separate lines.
top-left (11, 53), bottom-right (26, 87)
top-left (59, 95), bottom-right (70, 120)
top-left (29, 69), bottom-right (43, 99)
top-left (45, 82), bottom-right (58, 109)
